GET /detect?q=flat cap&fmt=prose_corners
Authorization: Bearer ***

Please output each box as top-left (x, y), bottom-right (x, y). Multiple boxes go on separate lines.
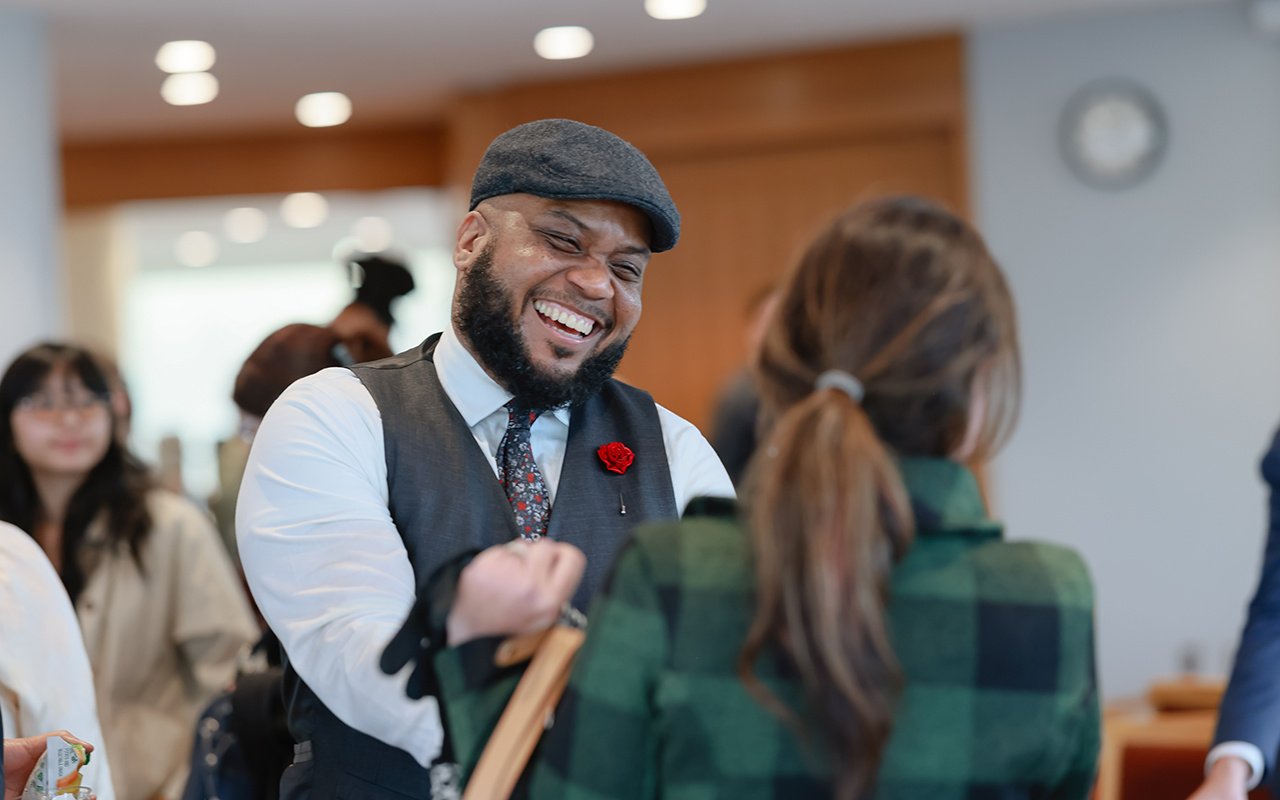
top-left (469, 118), bottom-right (680, 252)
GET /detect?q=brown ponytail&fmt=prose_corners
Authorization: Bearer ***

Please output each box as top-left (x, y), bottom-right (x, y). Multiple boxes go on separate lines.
top-left (738, 196), bottom-right (1021, 799)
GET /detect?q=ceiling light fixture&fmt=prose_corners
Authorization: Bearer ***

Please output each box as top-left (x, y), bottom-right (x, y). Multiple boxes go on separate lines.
top-left (174, 231), bottom-right (218, 268)
top-left (155, 40), bottom-right (216, 73)
top-left (295, 92), bottom-right (353, 128)
top-left (352, 216), bottom-right (394, 252)
top-left (281, 192), bottom-right (329, 229)
top-left (160, 72), bottom-right (219, 106)
top-left (223, 207), bottom-right (268, 244)
top-left (644, 0), bottom-right (707, 20)
top-left (533, 26), bottom-right (594, 60)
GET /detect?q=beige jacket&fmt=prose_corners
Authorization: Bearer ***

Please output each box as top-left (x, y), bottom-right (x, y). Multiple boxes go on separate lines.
top-left (77, 490), bottom-right (258, 800)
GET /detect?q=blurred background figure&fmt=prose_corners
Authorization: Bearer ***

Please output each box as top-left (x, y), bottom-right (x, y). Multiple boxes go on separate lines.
top-left (208, 253), bottom-right (414, 564)
top-left (328, 254), bottom-right (417, 363)
top-left (0, 521), bottom-right (117, 800)
top-left (708, 285), bottom-right (780, 487)
top-left (0, 343), bottom-right (258, 800)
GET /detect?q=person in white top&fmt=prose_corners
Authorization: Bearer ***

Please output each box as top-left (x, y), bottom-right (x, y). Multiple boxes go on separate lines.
top-left (236, 118), bottom-right (734, 799)
top-left (0, 522), bottom-right (116, 800)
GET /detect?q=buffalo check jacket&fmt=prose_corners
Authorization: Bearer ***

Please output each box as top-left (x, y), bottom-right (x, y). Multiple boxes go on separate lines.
top-left (434, 457), bottom-right (1100, 799)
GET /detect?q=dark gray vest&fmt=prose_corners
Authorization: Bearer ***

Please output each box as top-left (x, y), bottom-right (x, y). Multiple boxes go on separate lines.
top-left (279, 333), bottom-right (678, 799)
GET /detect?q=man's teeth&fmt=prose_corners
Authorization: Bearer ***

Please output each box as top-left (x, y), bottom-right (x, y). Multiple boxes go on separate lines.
top-left (534, 300), bottom-right (594, 336)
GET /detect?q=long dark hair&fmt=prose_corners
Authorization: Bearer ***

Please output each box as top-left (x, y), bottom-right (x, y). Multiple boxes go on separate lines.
top-left (739, 197), bottom-right (1021, 799)
top-left (0, 343), bottom-right (153, 603)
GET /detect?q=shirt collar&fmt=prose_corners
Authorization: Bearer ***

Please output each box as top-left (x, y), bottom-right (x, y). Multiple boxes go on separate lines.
top-left (434, 324), bottom-right (571, 428)
top-left (897, 457), bottom-right (1002, 541)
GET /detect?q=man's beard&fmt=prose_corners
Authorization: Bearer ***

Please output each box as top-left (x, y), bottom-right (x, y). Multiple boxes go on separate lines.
top-left (454, 244), bottom-right (629, 411)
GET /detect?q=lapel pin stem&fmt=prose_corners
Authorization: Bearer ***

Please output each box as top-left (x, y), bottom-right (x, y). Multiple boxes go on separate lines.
top-left (619, 492), bottom-right (627, 516)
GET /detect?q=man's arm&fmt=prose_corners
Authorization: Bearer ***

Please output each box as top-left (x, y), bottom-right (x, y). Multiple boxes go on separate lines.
top-left (1197, 428), bottom-right (1280, 798)
top-left (236, 368), bottom-right (444, 767)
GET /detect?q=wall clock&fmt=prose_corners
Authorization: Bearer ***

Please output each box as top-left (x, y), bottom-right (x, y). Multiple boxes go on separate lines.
top-left (1059, 79), bottom-right (1168, 190)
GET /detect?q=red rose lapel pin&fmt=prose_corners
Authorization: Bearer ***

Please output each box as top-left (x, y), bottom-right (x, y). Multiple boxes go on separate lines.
top-left (597, 441), bottom-right (634, 515)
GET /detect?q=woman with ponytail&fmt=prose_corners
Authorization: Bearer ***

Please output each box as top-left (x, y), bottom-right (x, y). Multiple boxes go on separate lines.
top-left (425, 196), bottom-right (1100, 799)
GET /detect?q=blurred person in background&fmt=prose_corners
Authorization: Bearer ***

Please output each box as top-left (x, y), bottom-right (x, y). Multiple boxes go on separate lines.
top-left (708, 284), bottom-right (780, 487)
top-left (207, 254), bottom-right (412, 562)
top-left (422, 196), bottom-right (1100, 799)
top-left (328, 253), bottom-right (416, 362)
top-left (210, 322), bottom-right (395, 566)
top-left (0, 343), bottom-right (258, 800)
top-left (1191, 426), bottom-right (1280, 800)
top-left (0, 521), bottom-right (117, 800)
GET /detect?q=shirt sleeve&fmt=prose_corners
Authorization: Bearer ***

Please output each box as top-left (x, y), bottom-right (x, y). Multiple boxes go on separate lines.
top-left (0, 525), bottom-right (119, 800)
top-left (655, 404), bottom-right (735, 512)
top-left (1206, 742), bottom-right (1265, 790)
top-left (235, 368), bottom-right (445, 767)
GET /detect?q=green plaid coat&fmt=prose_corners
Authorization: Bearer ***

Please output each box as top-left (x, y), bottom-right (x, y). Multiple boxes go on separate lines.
top-left (436, 458), bottom-right (1099, 799)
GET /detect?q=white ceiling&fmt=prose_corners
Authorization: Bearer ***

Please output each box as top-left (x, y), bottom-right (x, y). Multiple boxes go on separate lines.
top-left (7, 0), bottom-right (1223, 142)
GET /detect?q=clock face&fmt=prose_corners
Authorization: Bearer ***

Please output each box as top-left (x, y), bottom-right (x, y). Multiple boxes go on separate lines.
top-left (1060, 80), bottom-right (1167, 189)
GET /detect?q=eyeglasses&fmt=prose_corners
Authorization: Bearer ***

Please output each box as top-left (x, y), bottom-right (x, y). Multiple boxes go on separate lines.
top-left (14, 391), bottom-right (109, 417)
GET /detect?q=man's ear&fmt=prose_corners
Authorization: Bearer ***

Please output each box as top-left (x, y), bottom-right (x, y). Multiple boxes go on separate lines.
top-left (454, 210), bottom-right (490, 274)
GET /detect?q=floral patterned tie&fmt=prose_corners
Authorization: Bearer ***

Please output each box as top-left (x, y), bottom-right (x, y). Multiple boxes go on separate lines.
top-left (496, 403), bottom-right (550, 541)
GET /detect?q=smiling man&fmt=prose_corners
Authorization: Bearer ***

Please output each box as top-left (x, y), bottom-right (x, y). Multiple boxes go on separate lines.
top-left (235, 119), bottom-right (733, 800)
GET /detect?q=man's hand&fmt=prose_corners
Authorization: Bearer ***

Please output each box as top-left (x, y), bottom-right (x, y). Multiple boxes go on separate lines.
top-left (4, 731), bottom-right (94, 800)
top-left (447, 540), bottom-right (585, 645)
top-left (1189, 755), bottom-right (1251, 800)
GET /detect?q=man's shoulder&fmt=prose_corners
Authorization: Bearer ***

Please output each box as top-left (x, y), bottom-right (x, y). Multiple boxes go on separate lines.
top-left (349, 335), bottom-right (440, 376)
top-left (597, 376), bottom-right (657, 406)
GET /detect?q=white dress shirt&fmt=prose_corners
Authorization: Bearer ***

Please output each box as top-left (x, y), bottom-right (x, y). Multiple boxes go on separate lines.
top-left (0, 522), bottom-right (118, 800)
top-left (1205, 741), bottom-right (1264, 790)
top-left (236, 325), bottom-right (734, 768)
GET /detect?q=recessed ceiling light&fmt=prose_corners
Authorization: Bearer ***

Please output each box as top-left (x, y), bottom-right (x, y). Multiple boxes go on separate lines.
top-left (155, 40), bottom-right (216, 73)
top-left (533, 26), bottom-right (594, 60)
top-left (644, 0), bottom-right (706, 20)
top-left (175, 231), bottom-right (218, 268)
top-left (223, 207), bottom-right (267, 244)
top-left (161, 72), bottom-right (219, 106)
top-left (295, 92), bottom-right (353, 128)
top-left (281, 192), bottom-right (329, 229)
top-left (352, 216), bottom-right (394, 252)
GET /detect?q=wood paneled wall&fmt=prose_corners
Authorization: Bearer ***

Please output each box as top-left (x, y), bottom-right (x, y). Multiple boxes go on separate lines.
top-left (445, 34), bottom-right (969, 429)
top-left (62, 124), bottom-right (445, 208)
top-left (58, 33), bottom-right (969, 432)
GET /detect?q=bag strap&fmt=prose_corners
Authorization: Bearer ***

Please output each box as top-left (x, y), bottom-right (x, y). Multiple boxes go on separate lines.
top-left (462, 625), bottom-right (586, 800)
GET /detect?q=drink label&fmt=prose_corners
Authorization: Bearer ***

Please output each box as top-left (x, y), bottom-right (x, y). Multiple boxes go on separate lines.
top-left (21, 737), bottom-right (87, 800)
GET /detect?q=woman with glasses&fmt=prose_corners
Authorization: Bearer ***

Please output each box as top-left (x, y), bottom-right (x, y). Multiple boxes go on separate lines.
top-left (0, 344), bottom-right (257, 800)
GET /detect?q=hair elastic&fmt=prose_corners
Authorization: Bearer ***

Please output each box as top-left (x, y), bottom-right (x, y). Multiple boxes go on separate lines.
top-left (815, 369), bottom-right (865, 403)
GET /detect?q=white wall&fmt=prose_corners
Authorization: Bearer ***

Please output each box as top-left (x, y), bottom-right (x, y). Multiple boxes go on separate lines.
top-left (971, 2), bottom-right (1280, 698)
top-left (0, 10), bottom-right (63, 367)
